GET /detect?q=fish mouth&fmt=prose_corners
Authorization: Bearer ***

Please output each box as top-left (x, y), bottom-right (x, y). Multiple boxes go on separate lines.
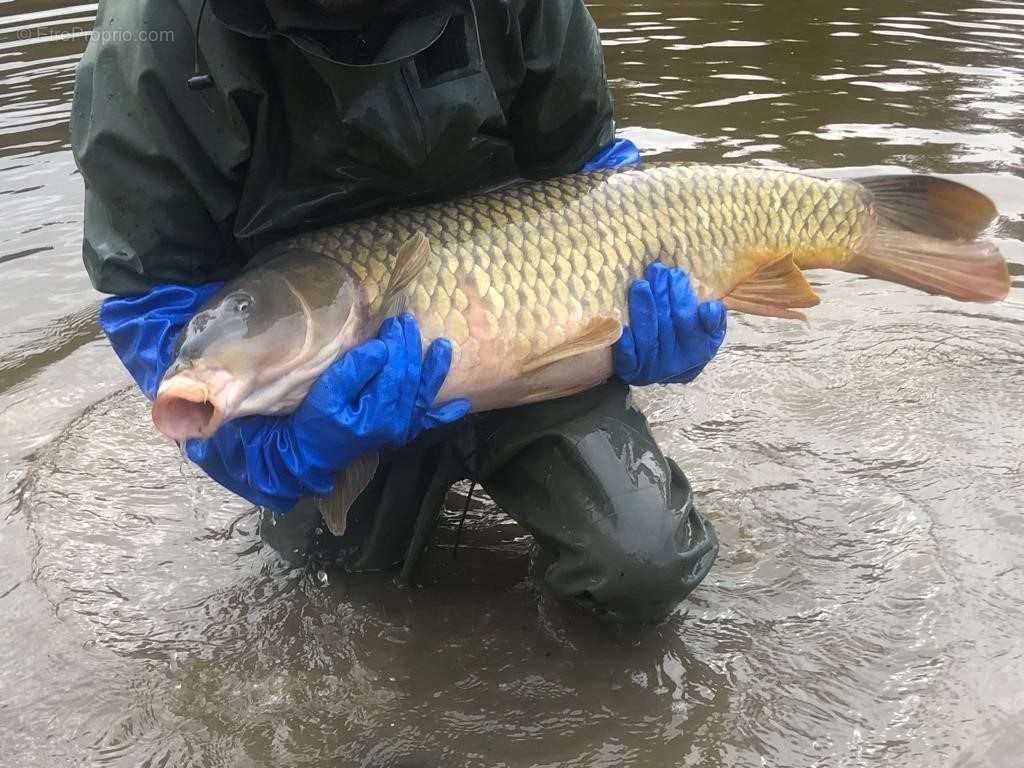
top-left (152, 368), bottom-right (237, 441)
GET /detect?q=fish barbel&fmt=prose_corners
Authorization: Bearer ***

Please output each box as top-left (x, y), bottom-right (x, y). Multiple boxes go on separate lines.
top-left (151, 164), bottom-right (1009, 531)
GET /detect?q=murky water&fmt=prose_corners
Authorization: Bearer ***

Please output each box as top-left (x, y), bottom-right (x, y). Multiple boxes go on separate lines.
top-left (2, 1), bottom-right (1023, 766)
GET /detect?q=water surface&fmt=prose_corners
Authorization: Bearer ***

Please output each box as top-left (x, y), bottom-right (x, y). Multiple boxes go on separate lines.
top-left (1, 1), bottom-right (1022, 766)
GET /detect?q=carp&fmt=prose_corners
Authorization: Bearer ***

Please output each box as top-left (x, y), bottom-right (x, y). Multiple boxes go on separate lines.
top-left (151, 164), bottom-right (1009, 530)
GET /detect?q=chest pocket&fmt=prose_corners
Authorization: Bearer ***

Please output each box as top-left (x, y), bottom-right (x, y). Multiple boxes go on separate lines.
top-left (415, 10), bottom-right (478, 88)
top-left (234, 1), bottom-right (517, 243)
top-left (400, 2), bottom-right (508, 175)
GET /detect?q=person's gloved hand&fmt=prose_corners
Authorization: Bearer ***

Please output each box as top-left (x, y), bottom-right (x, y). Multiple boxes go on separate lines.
top-left (186, 313), bottom-right (469, 511)
top-left (613, 263), bottom-right (728, 386)
top-left (100, 286), bottom-right (469, 513)
top-left (579, 141), bottom-right (728, 386)
top-left (582, 137), bottom-right (641, 171)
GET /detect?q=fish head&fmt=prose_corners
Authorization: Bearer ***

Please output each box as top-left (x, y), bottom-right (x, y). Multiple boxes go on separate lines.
top-left (152, 253), bottom-right (364, 441)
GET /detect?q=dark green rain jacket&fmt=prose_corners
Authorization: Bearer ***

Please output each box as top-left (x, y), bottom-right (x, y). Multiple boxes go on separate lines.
top-left (71, 0), bottom-right (616, 295)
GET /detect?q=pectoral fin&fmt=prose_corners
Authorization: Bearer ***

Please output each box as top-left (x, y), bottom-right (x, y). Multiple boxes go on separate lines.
top-left (315, 451), bottom-right (380, 536)
top-left (723, 255), bottom-right (820, 320)
top-left (521, 316), bottom-right (623, 374)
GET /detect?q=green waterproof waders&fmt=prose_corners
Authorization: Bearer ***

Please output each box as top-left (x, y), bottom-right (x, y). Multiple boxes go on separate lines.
top-left (262, 381), bottom-right (719, 624)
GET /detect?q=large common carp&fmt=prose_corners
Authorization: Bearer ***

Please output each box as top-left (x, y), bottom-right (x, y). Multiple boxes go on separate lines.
top-left (151, 164), bottom-right (1009, 531)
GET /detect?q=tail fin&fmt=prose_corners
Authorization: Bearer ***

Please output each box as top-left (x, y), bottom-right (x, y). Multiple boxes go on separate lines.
top-left (850, 175), bottom-right (1009, 303)
top-left (857, 174), bottom-right (997, 240)
top-left (849, 232), bottom-right (1009, 303)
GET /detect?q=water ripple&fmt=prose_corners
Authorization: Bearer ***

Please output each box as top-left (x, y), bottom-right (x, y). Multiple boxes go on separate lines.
top-left (2, 1), bottom-right (1023, 767)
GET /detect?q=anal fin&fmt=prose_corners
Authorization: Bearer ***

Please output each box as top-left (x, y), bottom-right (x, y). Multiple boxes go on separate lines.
top-left (723, 255), bottom-right (820, 320)
top-left (521, 316), bottom-right (622, 374)
top-left (315, 451), bottom-right (380, 536)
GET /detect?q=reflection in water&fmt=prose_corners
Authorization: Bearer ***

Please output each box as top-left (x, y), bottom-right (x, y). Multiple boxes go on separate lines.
top-left (597, 0), bottom-right (1024, 170)
top-left (1, 1), bottom-right (1023, 767)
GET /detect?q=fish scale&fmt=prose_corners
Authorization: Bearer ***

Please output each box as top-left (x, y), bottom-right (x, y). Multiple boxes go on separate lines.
top-left (281, 165), bottom-right (867, 383)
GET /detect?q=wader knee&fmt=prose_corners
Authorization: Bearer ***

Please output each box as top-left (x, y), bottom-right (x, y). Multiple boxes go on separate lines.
top-left (544, 459), bottom-right (718, 623)
top-left (475, 381), bottom-right (721, 623)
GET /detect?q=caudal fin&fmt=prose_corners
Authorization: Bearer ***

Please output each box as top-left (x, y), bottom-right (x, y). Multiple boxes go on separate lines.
top-left (850, 175), bottom-right (1009, 303)
top-left (857, 174), bottom-right (997, 240)
top-left (850, 232), bottom-right (1009, 303)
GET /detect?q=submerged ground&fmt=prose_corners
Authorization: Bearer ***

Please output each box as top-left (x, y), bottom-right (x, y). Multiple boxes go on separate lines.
top-left (1, 1), bottom-right (1022, 766)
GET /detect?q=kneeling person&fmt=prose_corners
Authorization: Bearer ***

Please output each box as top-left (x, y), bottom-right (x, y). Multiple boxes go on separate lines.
top-left (72, 0), bottom-right (727, 622)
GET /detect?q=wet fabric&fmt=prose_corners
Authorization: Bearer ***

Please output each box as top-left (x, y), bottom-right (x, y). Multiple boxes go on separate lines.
top-left (70, 0), bottom-right (615, 294)
top-left (267, 381), bottom-right (720, 624)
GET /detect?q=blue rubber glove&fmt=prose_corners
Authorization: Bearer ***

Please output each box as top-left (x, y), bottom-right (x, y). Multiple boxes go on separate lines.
top-left (613, 263), bottom-right (728, 386)
top-left (582, 137), bottom-right (641, 171)
top-left (100, 285), bottom-right (470, 513)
